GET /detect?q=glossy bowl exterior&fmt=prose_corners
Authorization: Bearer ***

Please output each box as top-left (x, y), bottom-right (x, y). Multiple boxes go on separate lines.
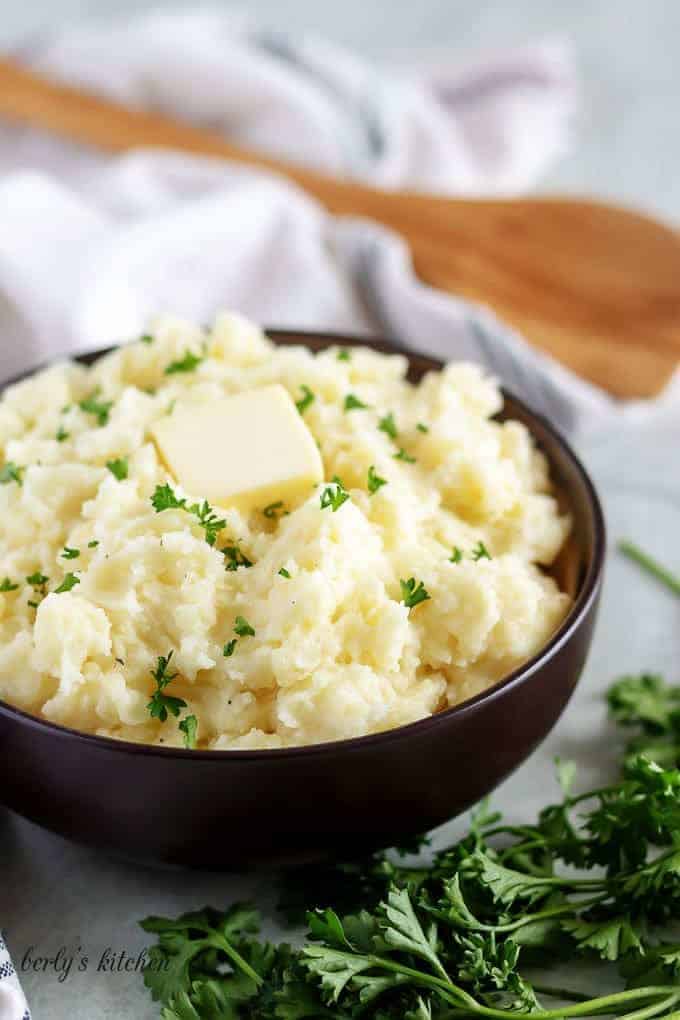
top-left (0, 332), bottom-right (605, 868)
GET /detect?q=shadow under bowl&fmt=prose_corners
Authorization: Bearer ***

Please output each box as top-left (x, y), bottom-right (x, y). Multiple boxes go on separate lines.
top-left (0, 331), bottom-right (605, 869)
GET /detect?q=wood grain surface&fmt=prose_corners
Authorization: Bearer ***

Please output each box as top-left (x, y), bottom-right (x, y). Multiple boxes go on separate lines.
top-left (0, 57), bottom-right (678, 398)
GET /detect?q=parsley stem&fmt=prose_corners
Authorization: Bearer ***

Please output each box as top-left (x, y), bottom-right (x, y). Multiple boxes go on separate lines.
top-left (458, 987), bottom-right (680, 1020)
top-left (206, 935), bottom-right (263, 987)
top-left (619, 539), bottom-right (680, 597)
top-left (365, 955), bottom-right (476, 1008)
top-left (530, 985), bottom-right (591, 1003)
top-left (620, 995), bottom-right (680, 1020)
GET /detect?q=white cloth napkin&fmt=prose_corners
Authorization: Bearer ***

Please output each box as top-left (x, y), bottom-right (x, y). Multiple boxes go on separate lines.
top-left (0, 11), bottom-right (676, 1020)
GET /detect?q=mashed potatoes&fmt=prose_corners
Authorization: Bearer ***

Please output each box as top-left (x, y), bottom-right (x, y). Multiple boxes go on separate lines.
top-left (0, 313), bottom-right (570, 749)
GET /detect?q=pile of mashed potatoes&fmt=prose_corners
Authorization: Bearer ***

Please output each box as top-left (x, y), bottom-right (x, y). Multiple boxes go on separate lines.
top-left (0, 313), bottom-right (571, 749)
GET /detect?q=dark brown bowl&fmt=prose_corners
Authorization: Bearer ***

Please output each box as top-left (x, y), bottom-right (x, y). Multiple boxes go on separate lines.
top-left (0, 331), bottom-right (605, 869)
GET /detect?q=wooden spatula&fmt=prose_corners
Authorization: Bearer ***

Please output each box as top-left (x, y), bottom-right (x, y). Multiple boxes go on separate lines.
top-left (0, 57), bottom-right (678, 398)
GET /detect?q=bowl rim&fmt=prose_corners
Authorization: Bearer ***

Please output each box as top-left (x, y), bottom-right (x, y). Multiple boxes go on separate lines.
top-left (0, 329), bottom-right (606, 761)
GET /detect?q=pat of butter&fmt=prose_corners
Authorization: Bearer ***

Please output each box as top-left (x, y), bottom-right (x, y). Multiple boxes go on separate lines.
top-left (151, 385), bottom-right (323, 513)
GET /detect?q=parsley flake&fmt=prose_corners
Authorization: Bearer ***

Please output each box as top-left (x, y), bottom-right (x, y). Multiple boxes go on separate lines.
top-left (164, 350), bottom-right (203, 375)
top-left (88, 540), bottom-right (99, 548)
top-left (320, 476), bottom-right (350, 512)
top-left (106, 457), bottom-right (128, 481)
top-left (367, 465), bottom-right (387, 495)
top-left (400, 577), bottom-right (431, 610)
top-left (223, 639), bottom-right (237, 657)
top-left (263, 501), bottom-right (286, 520)
top-left (61, 546), bottom-right (80, 560)
top-left (344, 393), bottom-right (370, 412)
top-left (26, 572), bottom-right (49, 596)
top-left (278, 567), bottom-right (291, 579)
top-left (416, 422), bottom-right (429, 433)
top-left (147, 652), bottom-right (186, 723)
top-left (295, 385), bottom-right (315, 415)
top-left (472, 540), bottom-right (492, 561)
top-left (0, 578), bottom-right (19, 592)
top-left (140, 333), bottom-right (154, 345)
top-left (378, 412), bottom-right (398, 440)
top-left (0, 462), bottom-right (24, 486)
top-left (54, 572), bottom-right (80, 593)
top-left (179, 714), bottom-right (198, 749)
top-left (337, 349), bottom-right (351, 361)
top-left (56, 426), bottom-right (70, 442)
top-left (222, 545), bottom-right (253, 571)
top-left (449, 546), bottom-right (463, 564)
top-left (79, 390), bottom-right (113, 426)
top-left (234, 616), bottom-right (255, 637)
top-left (393, 447), bottom-right (416, 463)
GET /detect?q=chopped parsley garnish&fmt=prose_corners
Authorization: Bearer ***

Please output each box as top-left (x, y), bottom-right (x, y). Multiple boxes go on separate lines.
top-left (278, 567), bottom-right (291, 579)
top-left (26, 572), bottom-right (49, 596)
top-left (320, 476), bottom-right (350, 512)
top-left (378, 412), bottom-right (398, 440)
top-left (367, 464), bottom-right (387, 495)
top-left (400, 576), bottom-right (431, 610)
top-left (151, 483), bottom-right (186, 513)
top-left (0, 578), bottom-right (19, 592)
top-left (79, 390), bottom-right (113, 426)
top-left (393, 447), bottom-right (416, 463)
top-left (449, 546), bottom-right (463, 564)
top-left (179, 714), bottom-right (198, 749)
top-left (234, 616), bottom-right (255, 637)
top-left (416, 422), bottom-right (429, 433)
top-left (61, 546), bottom-right (80, 560)
top-left (344, 393), bottom-right (370, 412)
top-left (295, 384), bottom-right (315, 415)
top-left (222, 545), bottom-right (253, 571)
top-left (0, 462), bottom-right (24, 485)
top-left (56, 426), bottom-right (69, 442)
top-left (472, 540), bottom-right (492, 561)
top-left (164, 350), bottom-right (203, 375)
top-left (106, 457), bottom-right (128, 480)
top-left (147, 652), bottom-right (186, 723)
top-left (27, 600), bottom-right (38, 609)
top-left (619, 539), bottom-right (680, 597)
top-left (88, 540), bottom-right (99, 548)
top-left (54, 572), bottom-right (80, 593)
top-left (263, 500), bottom-right (286, 520)
top-left (223, 639), bottom-right (237, 658)
top-left (337, 349), bottom-right (351, 361)
top-left (140, 333), bottom-right (154, 344)
top-left (151, 484), bottom-right (225, 546)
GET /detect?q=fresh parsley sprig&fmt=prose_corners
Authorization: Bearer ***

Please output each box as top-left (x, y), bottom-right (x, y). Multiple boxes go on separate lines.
top-left (151, 484), bottom-right (226, 546)
top-left (147, 652), bottom-right (187, 723)
top-left (400, 577), bottom-right (431, 611)
top-left (320, 476), bottom-right (350, 513)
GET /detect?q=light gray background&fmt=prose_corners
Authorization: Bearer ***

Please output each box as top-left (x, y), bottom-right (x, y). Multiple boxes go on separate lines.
top-left (2, 3), bottom-right (680, 1018)
top-left (1, 0), bottom-right (680, 221)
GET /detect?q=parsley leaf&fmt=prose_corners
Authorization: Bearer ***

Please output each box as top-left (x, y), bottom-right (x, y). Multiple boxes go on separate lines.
top-left (26, 572), bottom-right (49, 596)
top-left (140, 333), bottom-right (154, 344)
top-left (54, 572), bottom-right (80, 593)
top-left (164, 350), bottom-right (203, 375)
top-left (61, 546), bottom-right (80, 560)
top-left (179, 714), bottom-right (198, 749)
top-left (295, 385), bottom-right (315, 415)
top-left (337, 349), bottom-right (351, 361)
top-left (367, 465), bottom-right (387, 495)
top-left (79, 390), bottom-right (113, 426)
top-left (416, 423), bottom-right (429, 433)
top-left (378, 412), bottom-right (398, 440)
top-left (234, 616), bottom-right (255, 638)
top-left (0, 462), bottom-right (24, 485)
top-left (223, 639), bottom-right (237, 658)
top-left (278, 567), bottom-right (291, 579)
top-left (106, 457), bottom-right (129, 480)
top-left (147, 652), bottom-right (187, 723)
top-left (151, 485), bottom-right (225, 546)
top-left (344, 393), bottom-right (370, 412)
top-left (151, 483), bottom-right (187, 513)
top-left (394, 447), bottom-right (416, 463)
top-left (0, 578), bottom-right (19, 592)
top-left (400, 577), bottom-right (431, 610)
top-left (222, 545), bottom-right (253, 571)
top-left (56, 425), bottom-right (69, 442)
top-left (263, 501), bottom-right (286, 520)
top-left (449, 547), bottom-right (463, 564)
top-left (320, 477), bottom-right (350, 512)
top-left (88, 540), bottom-right (99, 548)
top-left (471, 541), bottom-right (492, 561)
